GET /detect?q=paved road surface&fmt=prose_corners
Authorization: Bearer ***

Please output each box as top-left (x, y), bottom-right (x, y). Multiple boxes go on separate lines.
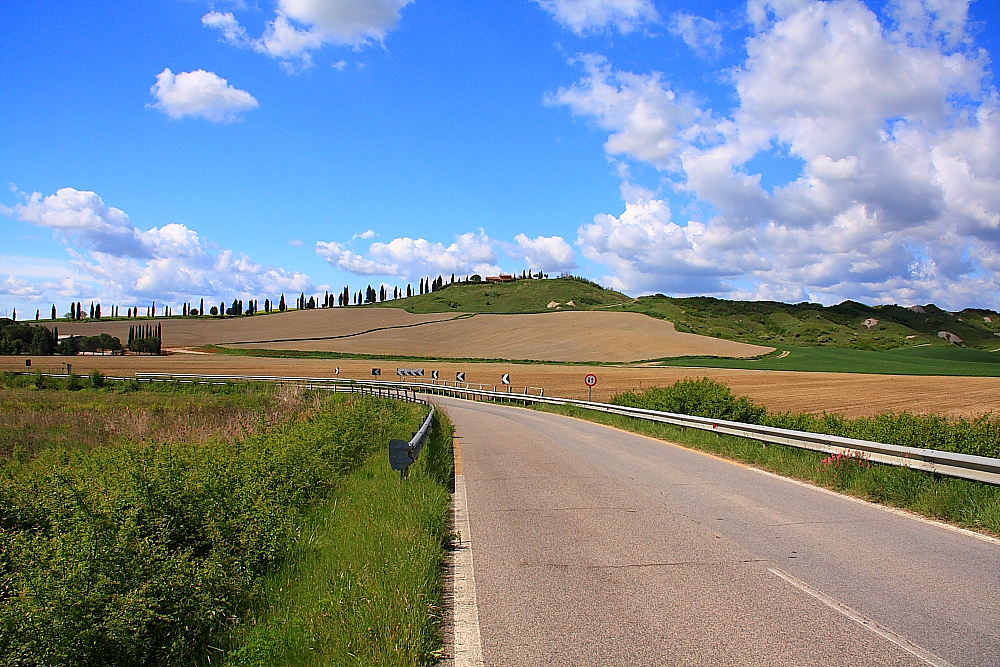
top-left (435, 396), bottom-right (1000, 667)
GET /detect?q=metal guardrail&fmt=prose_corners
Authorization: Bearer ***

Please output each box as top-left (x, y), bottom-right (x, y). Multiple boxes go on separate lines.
top-left (390, 406), bottom-right (436, 478)
top-left (130, 372), bottom-right (1000, 486)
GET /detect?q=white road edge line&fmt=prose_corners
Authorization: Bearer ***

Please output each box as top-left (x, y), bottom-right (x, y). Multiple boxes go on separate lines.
top-left (514, 399), bottom-right (999, 546)
top-left (768, 567), bottom-right (956, 667)
top-left (451, 473), bottom-right (485, 667)
top-left (745, 465), bottom-right (1000, 545)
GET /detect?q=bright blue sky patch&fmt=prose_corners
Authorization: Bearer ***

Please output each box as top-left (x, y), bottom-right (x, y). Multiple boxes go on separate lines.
top-left (2, 0), bottom-right (999, 316)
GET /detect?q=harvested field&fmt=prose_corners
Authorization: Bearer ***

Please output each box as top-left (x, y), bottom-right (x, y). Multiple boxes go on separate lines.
top-left (227, 311), bottom-right (771, 362)
top-left (5, 355), bottom-right (1000, 419)
top-left (39, 309), bottom-right (461, 348)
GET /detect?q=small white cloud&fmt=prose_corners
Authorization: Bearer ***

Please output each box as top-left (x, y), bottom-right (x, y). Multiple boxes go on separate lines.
top-left (149, 68), bottom-right (259, 123)
top-left (535, 0), bottom-right (659, 34)
top-left (354, 229), bottom-right (377, 240)
top-left (0, 276), bottom-right (45, 299)
top-left (289, 239), bottom-right (304, 247)
top-left (514, 234), bottom-right (578, 272)
top-left (332, 59), bottom-right (348, 70)
top-left (202, 11), bottom-right (252, 46)
top-left (668, 12), bottom-right (722, 57)
top-left (548, 54), bottom-right (706, 171)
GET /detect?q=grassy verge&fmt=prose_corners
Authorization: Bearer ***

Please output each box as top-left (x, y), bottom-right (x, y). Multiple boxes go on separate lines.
top-left (220, 411), bottom-right (454, 667)
top-left (0, 377), bottom-right (453, 666)
top-left (532, 403), bottom-right (1000, 537)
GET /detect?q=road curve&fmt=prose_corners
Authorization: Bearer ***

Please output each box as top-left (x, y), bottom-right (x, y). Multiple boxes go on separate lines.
top-left (434, 396), bottom-right (1000, 667)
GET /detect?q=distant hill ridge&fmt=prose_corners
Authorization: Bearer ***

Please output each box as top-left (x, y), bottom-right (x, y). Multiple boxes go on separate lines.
top-left (370, 276), bottom-right (1000, 351)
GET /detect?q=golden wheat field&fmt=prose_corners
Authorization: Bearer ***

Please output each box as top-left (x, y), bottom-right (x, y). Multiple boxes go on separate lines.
top-left (222, 310), bottom-right (770, 362)
top-left (6, 353), bottom-right (1000, 419)
top-left (45, 308), bottom-right (769, 362)
top-left (45, 308), bottom-right (460, 348)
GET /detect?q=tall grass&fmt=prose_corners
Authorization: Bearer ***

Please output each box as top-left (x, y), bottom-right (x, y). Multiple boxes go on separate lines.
top-left (0, 379), bottom-right (447, 666)
top-left (0, 372), bottom-right (317, 459)
top-left (221, 412), bottom-right (454, 667)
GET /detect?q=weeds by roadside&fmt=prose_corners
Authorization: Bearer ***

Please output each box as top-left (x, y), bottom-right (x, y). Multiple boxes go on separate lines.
top-left (0, 373), bottom-right (317, 460)
top-left (220, 411), bottom-right (454, 667)
top-left (614, 377), bottom-right (1000, 458)
top-left (0, 377), bottom-right (451, 666)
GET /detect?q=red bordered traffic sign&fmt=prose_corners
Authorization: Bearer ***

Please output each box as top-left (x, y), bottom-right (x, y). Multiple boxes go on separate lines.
top-left (585, 373), bottom-right (598, 387)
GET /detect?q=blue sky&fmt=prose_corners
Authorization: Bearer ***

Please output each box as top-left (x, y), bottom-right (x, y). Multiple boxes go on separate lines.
top-left (2, 0), bottom-right (999, 317)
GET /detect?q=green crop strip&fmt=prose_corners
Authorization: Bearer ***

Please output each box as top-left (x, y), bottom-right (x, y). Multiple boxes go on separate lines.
top-left (204, 344), bottom-right (623, 366)
top-left (655, 345), bottom-right (1000, 376)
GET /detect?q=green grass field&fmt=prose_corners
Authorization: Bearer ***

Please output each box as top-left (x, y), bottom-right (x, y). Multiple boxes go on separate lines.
top-left (656, 344), bottom-right (1000, 376)
top-left (367, 276), bottom-right (630, 314)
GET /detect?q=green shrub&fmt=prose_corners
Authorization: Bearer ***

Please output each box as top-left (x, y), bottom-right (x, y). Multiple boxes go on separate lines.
top-left (613, 378), bottom-right (1000, 458)
top-left (0, 392), bottom-right (430, 666)
top-left (89, 369), bottom-right (105, 389)
top-left (65, 372), bottom-right (82, 391)
top-left (613, 378), bottom-right (768, 424)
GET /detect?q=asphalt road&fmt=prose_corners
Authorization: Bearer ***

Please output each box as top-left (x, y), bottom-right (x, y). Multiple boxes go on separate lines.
top-left (434, 396), bottom-right (1000, 667)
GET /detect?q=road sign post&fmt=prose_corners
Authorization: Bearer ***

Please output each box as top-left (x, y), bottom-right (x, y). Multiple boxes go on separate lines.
top-left (585, 373), bottom-right (598, 402)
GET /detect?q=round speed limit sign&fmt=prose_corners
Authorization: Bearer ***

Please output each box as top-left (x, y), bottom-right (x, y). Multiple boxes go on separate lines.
top-left (585, 374), bottom-right (598, 387)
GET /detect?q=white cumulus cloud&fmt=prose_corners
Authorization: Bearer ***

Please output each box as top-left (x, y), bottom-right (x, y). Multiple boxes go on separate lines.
top-left (552, 0), bottom-right (1000, 309)
top-left (317, 231), bottom-right (502, 278)
top-left (204, 0), bottom-right (415, 70)
top-left (535, 0), bottom-right (659, 34)
top-left (2, 188), bottom-right (313, 306)
top-left (513, 234), bottom-right (578, 272)
top-left (149, 68), bottom-right (258, 123)
top-left (669, 12), bottom-right (722, 57)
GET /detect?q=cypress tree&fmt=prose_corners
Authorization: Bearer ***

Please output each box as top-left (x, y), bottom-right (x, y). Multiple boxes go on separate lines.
top-left (51, 304), bottom-right (56, 319)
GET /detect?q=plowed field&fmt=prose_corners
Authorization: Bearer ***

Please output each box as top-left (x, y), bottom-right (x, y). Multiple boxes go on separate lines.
top-left (6, 355), bottom-right (999, 419)
top-left (225, 311), bottom-right (770, 362)
top-left (43, 309), bottom-right (460, 348)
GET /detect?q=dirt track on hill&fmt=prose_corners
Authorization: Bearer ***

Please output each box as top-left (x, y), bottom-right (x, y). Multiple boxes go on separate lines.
top-left (225, 311), bottom-right (769, 362)
top-left (6, 354), bottom-right (999, 419)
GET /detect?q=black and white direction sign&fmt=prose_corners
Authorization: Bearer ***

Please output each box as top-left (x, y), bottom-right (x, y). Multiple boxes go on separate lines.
top-left (432, 370), bottom-right (439, 379)
top-left (456, 372), bottom-right (466, 382)
top-left (501, 373), bottom-right (511, 385)
top-left (334, 367), bottom-right (340, 375)
top-left (371, 368), bottom-right (382, 376)
top-left (397, 368), bottom-right (425, 377)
